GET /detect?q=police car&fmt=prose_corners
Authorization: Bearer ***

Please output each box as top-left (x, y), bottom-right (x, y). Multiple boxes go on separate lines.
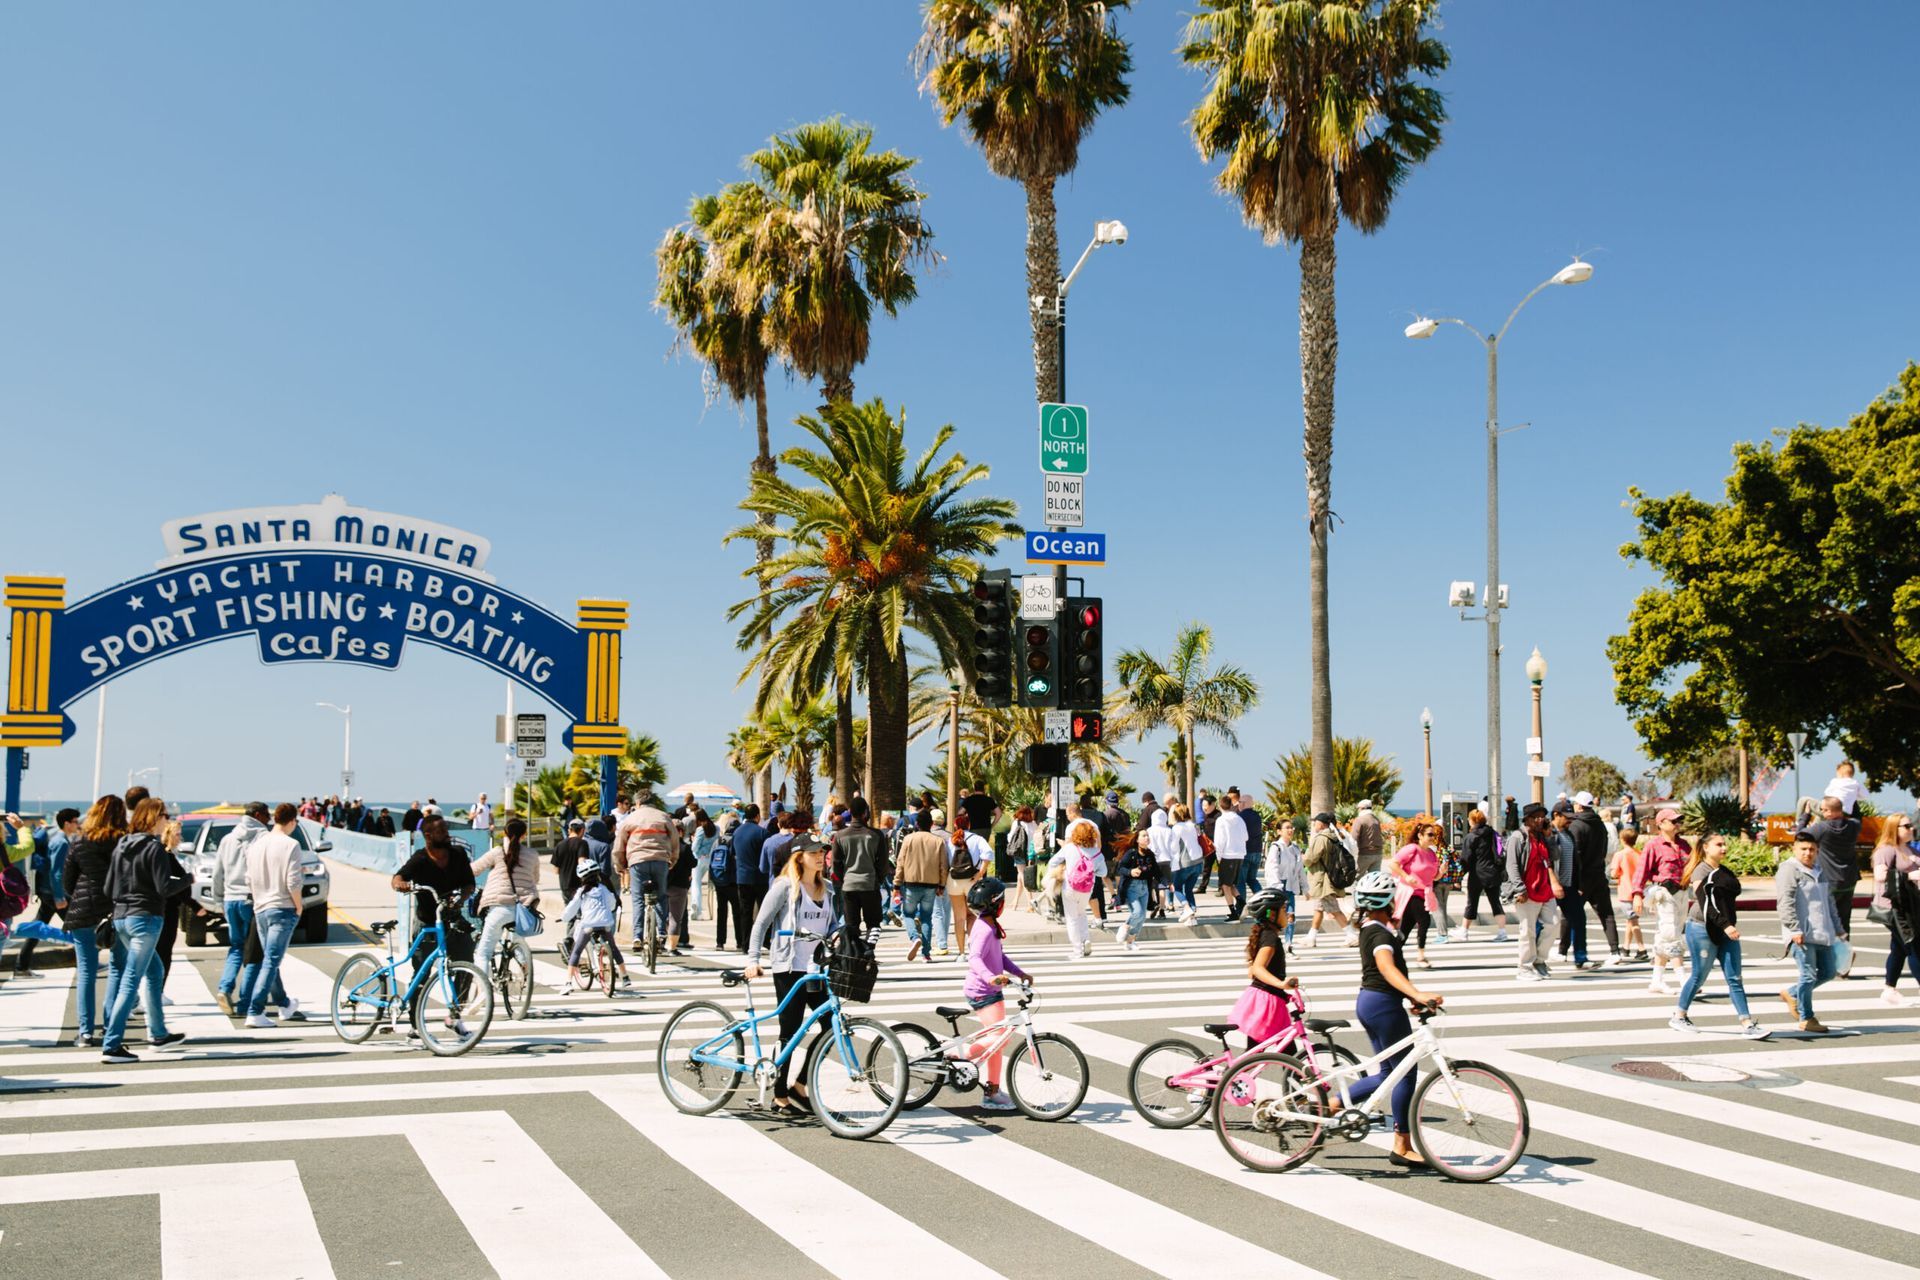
top-left (178, 809), bottom-right (333, 946)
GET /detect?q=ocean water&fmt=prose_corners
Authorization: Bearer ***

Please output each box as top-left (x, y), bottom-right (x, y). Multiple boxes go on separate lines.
top-left (15, 799), bottom-right (482, 829)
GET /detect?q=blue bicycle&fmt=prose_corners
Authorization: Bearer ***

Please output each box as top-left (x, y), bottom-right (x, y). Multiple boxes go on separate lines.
top-left (329, 891), bottom-right (495, 1057)
top-left (656, 929), bottom-right (907, 1139)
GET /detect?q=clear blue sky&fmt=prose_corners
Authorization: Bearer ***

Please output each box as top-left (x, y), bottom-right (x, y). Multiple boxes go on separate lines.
top-left (3, 2), bottom-right (1915, 811)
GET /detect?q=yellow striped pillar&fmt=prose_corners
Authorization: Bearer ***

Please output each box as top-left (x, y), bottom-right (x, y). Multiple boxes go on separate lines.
top-left (573, 598), bottom-right (627, 756)
top-left (2, 576), bottom-right (66, 748)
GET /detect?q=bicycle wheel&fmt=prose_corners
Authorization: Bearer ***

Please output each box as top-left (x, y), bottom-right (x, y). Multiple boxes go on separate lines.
top-left (497, 940), bottom-right (534, 1021)
top-left (330, 952), bottom-right (387, 1044)
top-left (644, 905), bottom-right (660, 975)
top-left (657, 1000), bottom-right (744, 1115)
top-left (1127, 1038), bottom-right (1211, 1129)
top-left (1410, 1058), bottom-right (1530, 1182)
top-left (595, 940), bottom-right (618, 998)
top-left (413, 960), bottom-right (495, 1057)
top-left (809, 1015), bottom-right (906, 1140)
top-left (1213, 1051), bottom-right (1328, 1174)
top-left (1303, 1038), bottom-right (1361, 1080)
top-left (1006, 1032), bottom-right (1090, 1121)
top-left (880, 1022), bottom-right (946, 1110)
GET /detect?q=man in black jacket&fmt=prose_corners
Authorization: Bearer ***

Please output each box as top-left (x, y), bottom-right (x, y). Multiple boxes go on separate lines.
top-left (1562, 793), bottom-right (1624, 968)
top-left (1459, 808), bottom-right (1508, 941)
top-left (829, 797), bottom-right (891, 937)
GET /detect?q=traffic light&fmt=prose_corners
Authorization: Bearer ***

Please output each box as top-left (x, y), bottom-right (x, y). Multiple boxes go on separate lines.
top-left (1070, 711), bottom-right (1104, 743)
top-left (1023, 743), bottom-right (1069, 776)
top-left (1061, 595), bottom-right (1104, 710)
top-left (970, 569), bottom-right (1013, 707)
top-left (1017, 614), bottom-right (1060, 708)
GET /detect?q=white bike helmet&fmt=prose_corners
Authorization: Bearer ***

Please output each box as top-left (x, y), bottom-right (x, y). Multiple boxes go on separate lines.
top-left (1351, 869), bottom-right (1397, 911)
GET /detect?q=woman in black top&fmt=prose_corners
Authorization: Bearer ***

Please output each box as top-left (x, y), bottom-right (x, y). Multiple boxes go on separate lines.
top-left (1671, 833), bottom-right (1769, 1039)
top-left (390, 815), bottom-right (477, 979)
top-left (1345, 871), bottom-right (1443, 1168)
top-left (63, 795), bottom-right (125, 1047)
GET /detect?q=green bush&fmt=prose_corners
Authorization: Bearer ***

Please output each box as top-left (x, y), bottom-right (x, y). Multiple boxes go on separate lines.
top-left (1721, 837), bottom-right (1779, 877)
top-left (1682, 790), bottom-right (1755, 837)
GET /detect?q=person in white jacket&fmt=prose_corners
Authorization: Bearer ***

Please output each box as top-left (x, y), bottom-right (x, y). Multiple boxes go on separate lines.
top-left (1166, 804), bottom-right (1204, 923)
top-left (1144, 808), bottom-right (1176, 917)
top-left (1264, 820), bottom-right (1309, 954)
top-left (240, 804), bottom-right (304, 1028)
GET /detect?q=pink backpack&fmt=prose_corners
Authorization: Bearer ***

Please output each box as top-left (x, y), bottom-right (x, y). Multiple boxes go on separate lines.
top-left (1067, 851), bottom-right (1096, 895)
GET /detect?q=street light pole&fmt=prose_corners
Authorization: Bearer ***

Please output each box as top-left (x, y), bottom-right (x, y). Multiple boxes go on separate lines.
top-left (1406, 259), bottom-right (1592, 826)
top-left (1526, 648), bottom-right (1548, 804)
top-left (1788, 730), bottom-right (1807, 817)
top-left (316, 702), bottom-right (352, 797)
top-left (1421, 707), bottom-right (1434, 815)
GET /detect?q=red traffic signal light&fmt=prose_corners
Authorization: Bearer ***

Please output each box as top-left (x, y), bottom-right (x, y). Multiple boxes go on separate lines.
top-left (1078, 603), bottom-right (1100, 628)
top-left (1071, 712), bottom-right (1103, 743)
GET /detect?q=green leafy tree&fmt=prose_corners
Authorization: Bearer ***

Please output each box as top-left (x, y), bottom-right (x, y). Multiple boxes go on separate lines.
top-left (1264, 736), bottom-right (1402, 818)
top-left (1561, 754), bottom-right (1629, 802)
top-left (916, 0), bottom-right (1132, 401)
top-left (743, 693), bottom-right (835, 815)
top-left (730, 399), bottom-right (1021, 812)
top-left (1182, 0), bottom-right (1446, 815)
top-left (1609, 364), bottom-right (1920, 793)
top-left (1074, 768), bottom-right (1135, 806)
top-left (1115, 623), bottom-right (1259, 807)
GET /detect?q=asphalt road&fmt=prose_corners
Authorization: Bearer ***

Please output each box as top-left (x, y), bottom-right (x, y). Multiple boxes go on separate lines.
top-left (1, 899), bottom-right (1917, 1280)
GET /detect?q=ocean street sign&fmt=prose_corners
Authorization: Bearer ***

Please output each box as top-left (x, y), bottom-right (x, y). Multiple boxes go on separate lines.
top-left (1042, 475), bottom-right (1084, 528)
top-left (1025, 531), bottom-right (1106, 566)
top-left (1038, 403), bottom-right (1089, 475)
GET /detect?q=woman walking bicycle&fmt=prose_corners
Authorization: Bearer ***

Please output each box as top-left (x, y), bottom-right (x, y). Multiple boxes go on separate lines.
top-left (745, 834), bottom-right (839, 1115)
top-left (1346, 870), bottom-right (1445, 1169)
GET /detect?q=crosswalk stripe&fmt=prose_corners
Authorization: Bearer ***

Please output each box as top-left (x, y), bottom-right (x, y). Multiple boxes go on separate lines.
top-left (597, 1079), bottom-right (1005, 1279)
top-left (881, 1102), bottom-right (1331, 1279)
top-left (0, 1160), bottom-right (333, 1280)
top-left (0, 969), bottom-right (73, 1047)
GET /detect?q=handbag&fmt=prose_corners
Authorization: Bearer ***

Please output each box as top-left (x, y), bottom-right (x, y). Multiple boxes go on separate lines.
top-left (513, 901), bottom-right (544, 937)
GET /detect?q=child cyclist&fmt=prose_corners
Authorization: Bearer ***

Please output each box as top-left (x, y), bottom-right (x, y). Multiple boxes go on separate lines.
top-left (561, 858), bottom-right (631, 991)
top-left (963, 877), bottom-right (1033, 1111)
top-left (1230, 887), bottom-right (1299, 1046)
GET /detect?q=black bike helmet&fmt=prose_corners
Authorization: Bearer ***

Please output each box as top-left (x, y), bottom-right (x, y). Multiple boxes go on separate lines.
top-left (1245, 886), bottom-right (1288, 926)
top-left (966, 876), bottom-right (1007, 915)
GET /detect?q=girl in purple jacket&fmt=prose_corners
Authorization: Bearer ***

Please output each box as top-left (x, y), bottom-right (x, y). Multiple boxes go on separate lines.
top-left (962, 877), bottom-right (1029, 1110)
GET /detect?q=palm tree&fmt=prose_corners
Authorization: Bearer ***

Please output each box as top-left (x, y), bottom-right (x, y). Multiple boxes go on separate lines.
top-left (512, 764), bottom-right (572, 815)
top-left (1182, 0), bottom-right (1446, 815)
top-left (1115, 623), bottom-right (1259, 807)
top-left (730, 398), bottom-right (1020, 812)
top-left (1264, 735), bottom-right (1403, 818)
top-left (916, 1), bottom-right (1132, 400)
top-left (724, 725), bottom-right (760, 809)
top-left (1159, 736), bottom-right (1201, 800)
top-left (729, 118), bottom-right (939, 797)
top-left (1075, 768), bottom-right (1135, 805)
top-left (743, 693), bottom-right (835, 814)
top-left (907, 659), bottom-right (1129, 785)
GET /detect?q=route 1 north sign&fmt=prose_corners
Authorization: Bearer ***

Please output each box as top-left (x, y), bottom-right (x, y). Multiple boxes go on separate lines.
top-left (1038, 403), bottom-right (1089, 475)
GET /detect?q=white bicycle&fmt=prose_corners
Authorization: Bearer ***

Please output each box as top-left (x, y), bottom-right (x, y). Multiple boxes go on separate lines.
top-left (1213, 1003), bottom-right (1529, 1181)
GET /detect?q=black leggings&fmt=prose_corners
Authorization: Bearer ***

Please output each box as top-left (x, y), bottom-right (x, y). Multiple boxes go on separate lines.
top-left (1400, 897), bottom-right (1431, 949)
top-left (773, 971), bottom-right (827, 1100)
top-left (836, 888), bottom-right (882, 937)
top-left (1461, 871), bottom-right (1505, 922)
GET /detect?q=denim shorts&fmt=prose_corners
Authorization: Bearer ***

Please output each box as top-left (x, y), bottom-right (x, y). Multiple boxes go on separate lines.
top-left (967, 991), bottom-right (1004, 1011)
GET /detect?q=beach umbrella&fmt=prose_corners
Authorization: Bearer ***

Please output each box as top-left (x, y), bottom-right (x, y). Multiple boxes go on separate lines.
top-left (665, 780), bottom-right (742, 805)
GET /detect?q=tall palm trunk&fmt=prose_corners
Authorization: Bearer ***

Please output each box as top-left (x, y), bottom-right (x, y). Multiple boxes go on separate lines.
top-left (1183, 725), bottom-right (1196, 809)
top-left (751, 366), bottom-right (776, 814)
top-left (833, 679), bottom-right (856, 804)
top-left (823, 371), bottom-right (855, 405)
top-left (867, 631), bottom-right (909, 812)
top-left (1300, 230), bottom-right (1338, 817)
top-left (1024, 177), bottom-right (1061, 402)
top-left (794, 755), bottom-right (815, 816)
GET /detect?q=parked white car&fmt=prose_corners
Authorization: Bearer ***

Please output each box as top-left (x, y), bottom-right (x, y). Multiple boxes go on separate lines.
top-left (179, 811), bottom-right (333, 945)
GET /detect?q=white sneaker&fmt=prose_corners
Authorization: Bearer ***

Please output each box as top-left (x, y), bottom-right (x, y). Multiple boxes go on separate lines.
top-left (279, 997), bottom-right (301, 1019)
top-left (1126, 939), bottom-right (1139, 953)
top-left (980, 1089), bottom-right (1016, 1111)
top-left (1516, 969), bottom-right (1544, 983)
top-left (1080, 942), bottom-right (1093, 958)
top-left (1668, 1013), bottom-right (1697, 1034)
top-left (244, 1014), bottom-right (276, 1028)
top-left (1303, 930), bottom-right (1318, 949)
top-left (1741, 1022), bottom-right (1772, 1040)
top-left (161, 996), bottom-right (176, 1007)
top-left (1603, 954), bottom-right (1627, 969)
top-left (1647, 979), bottom-right (1672, 996)
top-left (1880, 986), bottom-right (1907, 1007)
top-left (1493, 930), bottom-right (1509, 943)
top-left (1343, 929), bottom-right (1360, 947)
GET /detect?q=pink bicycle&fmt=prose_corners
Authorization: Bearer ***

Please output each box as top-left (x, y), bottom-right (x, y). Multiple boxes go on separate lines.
top-left (1124, 982), bottom-right (1360, 1129)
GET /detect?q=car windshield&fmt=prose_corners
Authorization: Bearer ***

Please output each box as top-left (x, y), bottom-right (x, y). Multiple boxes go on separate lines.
top-left (178, 819), bottom-right (208, 848)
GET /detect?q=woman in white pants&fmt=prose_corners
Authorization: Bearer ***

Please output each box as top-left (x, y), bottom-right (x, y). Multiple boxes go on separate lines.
top-left (1046, 819), bottom-right (1101, 958)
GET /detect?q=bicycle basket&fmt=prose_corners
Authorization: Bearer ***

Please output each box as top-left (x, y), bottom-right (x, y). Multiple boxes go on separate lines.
top-left (827, 951), bottom-right (878, 1003)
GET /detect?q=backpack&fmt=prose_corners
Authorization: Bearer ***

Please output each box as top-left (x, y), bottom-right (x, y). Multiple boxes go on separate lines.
top-left (1067, 850), bottom-right (1096, 895)
top-left (0, 841), bottom-right (33, 923)
top-left (949, 839), bottom-right (976, 880)
top-left (1325, 840), bottom-right (1358, 892)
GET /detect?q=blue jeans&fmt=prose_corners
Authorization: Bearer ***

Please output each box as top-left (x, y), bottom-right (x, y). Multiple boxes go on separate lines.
top-left (1349, 988), bottom-right (1414, 1134)
top-left (1277, 889), bottom-right (1297, 945)
top-left (219, 900), bottom-right (289, 1008)
top-left (1172, 863), bottom-right (1201, 911)
top-left (104, 914), bottom-right (169, 1051)
top-left (933, 891), bottom-right (952, 950)
top-left (901, 884), bottom-right (937, 954)
top-left (246, 907), bottom-right (299, 1017)
top-left (1124, 877), bottom-right (1149, 934)
top-left (72, 927), bottom-right (104, 1040)
top-left (1677, 921), bottom-right (1750, 1018)
top-left (628, 860), bottom-right (669, 939)
top-left (1239, 854), bottom-right (1262, 895)
top-left (1789, 940), bottom-right (1837, 1021)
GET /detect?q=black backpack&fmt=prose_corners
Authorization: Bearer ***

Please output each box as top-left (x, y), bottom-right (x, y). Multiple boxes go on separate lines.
top-left (1326, 841), bottom-right (1358, 892)
top-left (948, 838), bottom-right (976, 880)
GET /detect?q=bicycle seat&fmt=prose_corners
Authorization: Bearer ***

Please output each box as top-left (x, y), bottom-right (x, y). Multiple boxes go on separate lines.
top-left (1306, 1017), bottom-right (1349, 1034)
top-left (1202, 1022), bottom-right (1237, 1039)
top-left (720, 969), bottom-right (747, 987)
top-left (934, 1005), bottom-right (973, 1022)
top-left (370, 920), bottom-right (400, 937)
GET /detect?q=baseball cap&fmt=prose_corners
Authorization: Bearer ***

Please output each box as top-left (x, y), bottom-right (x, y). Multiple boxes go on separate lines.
top-left (1356, 799), bottom-right (1373, 810)
top-left (1312, 811), bottom-right (1335, 825)
top-left (789, 833), bottom-right (828, 855)
top-left (567, 818), bottom-right (585, 830)
top-left (1655, 807), bottom-right (1680, 825)
top-left (1573, 791), bottom-right (1594, 808)
top-left (1105, 790), bottom-right (1120, 804)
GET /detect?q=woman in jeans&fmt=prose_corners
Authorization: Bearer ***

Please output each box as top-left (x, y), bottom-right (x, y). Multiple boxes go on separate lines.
top-left (1114, 834), bottom-right (1155, 952)
top-left (1871, 817), bottom-right (1920, 1006)
top-left (470, 817), bottom-right (539, 980)
top-left (100, 797), bottom-right (190, 1063)
top-left (1167, 803), bottom-right (1204, 923)
top-left (61, 796), bottom-right (124, 1047)
top-left (1670, 833), bottom-right (1770, 1039)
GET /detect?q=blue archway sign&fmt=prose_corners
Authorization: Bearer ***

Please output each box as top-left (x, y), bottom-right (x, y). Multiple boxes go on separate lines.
top-left (1, 495), bottom-right (629, 812)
